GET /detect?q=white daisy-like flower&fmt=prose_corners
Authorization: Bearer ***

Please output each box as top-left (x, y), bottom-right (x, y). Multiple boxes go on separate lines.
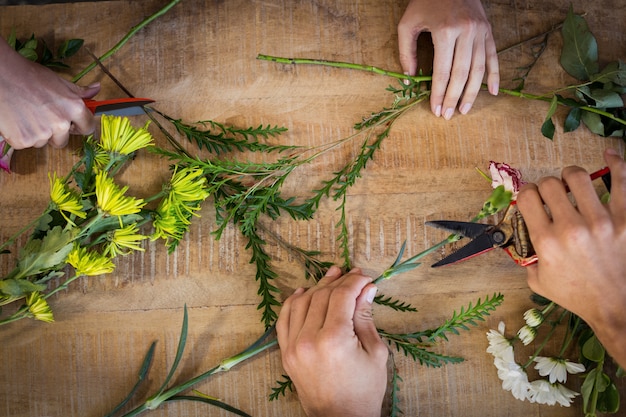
top-left (517, 324), bottom-right (537, 345)
top-left (487, 321), bottom-right (512, 358)
top-left (523, 308), bottom-right (544, 327)
top-left (528, 379), bottom-right (578, 406)
top-left (498, 359), bottom-right (531, 401)
top-left (533, 356), bottom-right (585, 384)
top-left (492, 345), bottom-right (530, 401)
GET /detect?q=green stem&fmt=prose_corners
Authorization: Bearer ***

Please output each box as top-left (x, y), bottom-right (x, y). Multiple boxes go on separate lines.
top-left (523, 308), bottom-right (568, 368)
top-left (72, 0), bottom-right (182, 82)
top-left (558, 314), bottom-right (580, 358)
top-left (121, 338), bottom-right (278, 416)
top-left (256, 54), bottom-right (431, 83)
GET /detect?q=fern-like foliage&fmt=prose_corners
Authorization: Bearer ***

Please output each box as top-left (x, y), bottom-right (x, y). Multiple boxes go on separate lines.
top-left (374, 294), bottom-right (418, 313)
top-left (269, 375), bottom-right (294, 401)
top-left (384, 335), bottom-right (464, 368)
top-left (157, 110), bottom-right (295, 155)
top-left (423, 293), bottom-right (504, 342)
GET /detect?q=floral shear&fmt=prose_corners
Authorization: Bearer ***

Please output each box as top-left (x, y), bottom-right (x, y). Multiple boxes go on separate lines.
top-left (426, 167), bottom-right (611, 268)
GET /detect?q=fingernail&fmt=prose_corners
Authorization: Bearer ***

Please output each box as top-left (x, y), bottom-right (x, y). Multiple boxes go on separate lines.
top-left (459, 103), bottom-right (472, 115)
top-left (434, 105), bottom-right (442, 118)
top-left (88, 82), bottom-right (101, 89)
top-left (489, 81), bottom-right (499, 96)
top-left (366, 287), bottom-right (377, 304)
top-left (403, 72), bottom-right (410, 86)
top-left (606, 148), bottom-right (619, 156)
top-left (443, 108), bottom-right (454, 120)
top-left (293, 287), bottom-right (305, 296)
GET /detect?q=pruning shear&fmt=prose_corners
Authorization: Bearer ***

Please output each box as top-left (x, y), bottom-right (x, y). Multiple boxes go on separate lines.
top-left (83, 97), bottom-right (154, 116)
top-left (426, 167), bottom-right (612, 268)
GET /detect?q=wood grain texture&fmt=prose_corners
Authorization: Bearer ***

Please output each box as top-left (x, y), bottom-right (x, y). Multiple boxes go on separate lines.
top-left (0, 0), bottom-right (625, 416)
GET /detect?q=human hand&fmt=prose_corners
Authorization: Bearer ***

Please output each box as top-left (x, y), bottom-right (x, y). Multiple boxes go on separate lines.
top-left (0, 40), bottom-right (100, 150)
top-left (517, 148), bottom-right (626, 368)
top-left (397, 0), bottom-right (499, 120)
top-left (276, 266), bottom-right (389, 417)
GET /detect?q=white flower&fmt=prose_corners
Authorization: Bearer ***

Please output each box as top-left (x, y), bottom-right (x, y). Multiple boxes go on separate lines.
top-left (523, 308), bottom-right (544, 328)
top-left (487, 321), bottom-right (512, 358)
top-left (533, 356), bottom-right (585, 384)
top-left (497, 359), bottom-right (531, 401)
top-left (489, 161), bottom-right (525, 197)
top-left (517, 325), bottom-right (537, 345)
top-left (528, 379), bottom-right (578, 406)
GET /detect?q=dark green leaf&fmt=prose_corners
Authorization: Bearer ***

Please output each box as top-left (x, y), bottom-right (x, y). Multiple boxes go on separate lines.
top-left (597, 382), bottom-right (620, 413)
top-left (166, 395), bottom-right (253, 417)
top-left (588, 89), bottom-right (624, 108)
top-left (154, 305), bottom-right (188, 396)
top-left (57, 39), bottom-right (83, 59)
top-left (592, 60), bottom-right (626, 86)
top-left (541, 118), bottom-right (555, 139)
top-left (564, 107), bottom-right (582, 132)
top-left (581, 111), bottom-right (605, 136)
top-left (560, 7), bottom-right (599, 80)
top-left (582, 335), bottom-right (605, 362)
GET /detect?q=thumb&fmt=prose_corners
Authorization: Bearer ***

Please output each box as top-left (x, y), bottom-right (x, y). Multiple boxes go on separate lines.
top-left (353, 284), bottom-right (384, 353)
top-left (525, 264), bottom-right (541, 293)
top-left (77, 82), bottom-right (101, 99)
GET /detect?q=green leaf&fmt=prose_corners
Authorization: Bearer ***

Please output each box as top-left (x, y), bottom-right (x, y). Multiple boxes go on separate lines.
top-left (581, 368), bottom-right (597, 410)
top-left (18, 48), bottom-right (38, 62)
top-left (15, 226), bottom-right (75, 280)
top-left (7, 28), bottom-right (16, 49)
top-left (582, 335), bottom-right (605, 362)
top-left (0, 278), bottom-right (45, 297)
top-left (588, 89), bottom-right (624, 108)
top-left (57, 39), bottom-right (83, 59)
top-left (541, 118), bottom-right (556, 140)
top-left (592, 60), bottom-right (626, 86)
top-left (581, 111), bottom-right (605, 136)
top-left (560, 7), bottom-right (599, 80)
top-left (597, 382), bottom-right (620, 413)
top-left (564, 107), bottom-right (582, 132)
top-left (540, 95), bottom-right (558, 139)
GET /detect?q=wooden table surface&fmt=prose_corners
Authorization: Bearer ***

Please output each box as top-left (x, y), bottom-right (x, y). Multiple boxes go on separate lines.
top-left (0, 1), bottom-right (625, 416)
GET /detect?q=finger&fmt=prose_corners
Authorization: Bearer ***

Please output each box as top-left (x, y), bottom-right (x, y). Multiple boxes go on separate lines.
top-left (517, 183), bottom-right (551, 232)
top-left (323, 271), bottom-right (372, 330)
top-left (536, 176), bottom-right (579, 221)
top-left (430, 33), bottom-right (456, 117)
top-left (561, 166), bottom-right (604, 220)
top-left (317, 265), bottom-right (343, 286)
top-left (48, 125), bottom-right (71, 149)
top-left (525, 264), bottom-right (542, 294)
top-left (353, 284), bottom-right (386, 356)
top-left (458, 38), bottom-right (486, 115)
top-left (68, 105), bottom-right (96, 136)
top-left (276, 287), bottom-right (305, 349)
top-left (484, 32), bottom-right (500, 95)
top-left (439, 33), bottom-right (471, 120)
top-left (397, 19), bottom-right (420, 76)
top-left (78, 82), bottom-right (101, 99)
top-left (604, 148), bottom-right (626, 211)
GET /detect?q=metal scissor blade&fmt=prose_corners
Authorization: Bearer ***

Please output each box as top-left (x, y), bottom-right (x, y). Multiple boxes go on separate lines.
top-left (84, 98), bottom-right (154, 116)
top-left (426, 220), bottom-right (491, 239)
top-left (431, 233), bottom-right (496, 267)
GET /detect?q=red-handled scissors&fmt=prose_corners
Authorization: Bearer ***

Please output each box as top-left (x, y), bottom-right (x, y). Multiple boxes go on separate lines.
top-left (426, 167), bottom-right (611, 268)
top-left (83, 97), bottom-right (154, 116)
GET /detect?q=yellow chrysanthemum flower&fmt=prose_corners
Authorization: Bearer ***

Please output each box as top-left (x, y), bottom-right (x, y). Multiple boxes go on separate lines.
top-left (104, 224), bottom-right (147, 257)
top-left (151, 167), bottom-right (211, 252)
top-left (49, 173), bottom-right (86, 221)
top-left (26, 292), bottom-right (54, 323)
top-left (67, 245), bottom-right (115, 276)
top-left (95, 171), bottom-right (146, 216)
top-left (168, 166), bottom-right (211, 204)
top-left (100, 115), bottom-right (153, 155)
